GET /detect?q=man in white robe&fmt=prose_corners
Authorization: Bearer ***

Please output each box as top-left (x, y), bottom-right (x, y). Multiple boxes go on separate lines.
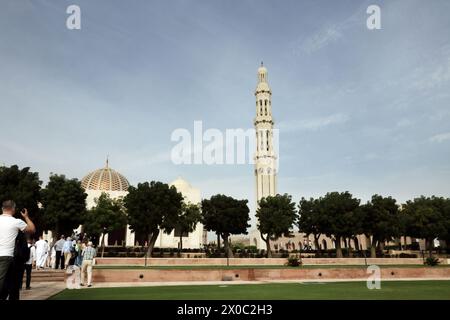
top-left (35, 236), bottom-right (49, 270)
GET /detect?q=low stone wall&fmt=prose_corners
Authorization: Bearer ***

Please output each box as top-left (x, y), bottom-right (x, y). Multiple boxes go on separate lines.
top-left (92, 267), bottom-right (450, 283)
top-left (95, 257), bottom-right (429, 266)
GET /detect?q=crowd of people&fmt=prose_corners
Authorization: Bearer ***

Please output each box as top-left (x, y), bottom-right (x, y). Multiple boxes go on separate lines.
top-left (0, 200), bottom-right (97, 300)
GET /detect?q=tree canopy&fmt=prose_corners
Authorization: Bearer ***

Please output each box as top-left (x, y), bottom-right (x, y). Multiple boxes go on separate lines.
top-left (298, 197), bottom-right (326, 253)
top-left (124, 181), bottom-right (183, 256)
top-left (402, 196), bottom-right (448, 256)
top-left (83, 193), bottom-right (127, 256)
top-left (317, 192), bottom-right (361, 258)
top-left (256, 194), bottom-right (297, 257)
top-left (40, 174), bottom-right (87, 237)
top-left (359, 194), bottom-right (401, 257)
top-left (175, 202), bottom-right (202, 254)
top-left (201, 194), bottom-right (250, 258)
top-left (0, 165), bottom-right (42, 232)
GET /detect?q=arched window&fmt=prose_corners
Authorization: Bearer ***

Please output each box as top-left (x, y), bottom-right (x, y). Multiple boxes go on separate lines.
top-left (260, 131), bottom-right (263, 149)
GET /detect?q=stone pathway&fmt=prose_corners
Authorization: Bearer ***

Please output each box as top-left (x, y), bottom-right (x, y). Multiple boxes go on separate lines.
top-left (20, 282), bottom-right (66, 300)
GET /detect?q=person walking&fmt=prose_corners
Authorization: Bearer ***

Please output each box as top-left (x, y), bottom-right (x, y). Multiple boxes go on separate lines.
top-left (74, 240), bottom-right (83, 267)
top-left (0, 201), bottom-right (35, 300)
top-left (49, 245), bottom-right (56, 268)
top-left (35, 236), bottom-right (48, 270)
top-left (53, 235), bottom-right (65, 269)
top-left (21, 238), bottom-right (35, 290)
top-left (62, 237), bottom-right (73, 269)
top-left (80, 241), bottom-right (96, 288)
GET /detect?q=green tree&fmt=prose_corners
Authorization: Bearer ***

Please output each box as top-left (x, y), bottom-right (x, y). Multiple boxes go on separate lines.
top-left (201, 194), bottom-right (250, 258)
top-left (40, 174), bottom-right (87, 237)
top-left (402, 196), bottom-right (447, 257)
top-left (124, 181), bottom-right (183, 256)
top-left (0, 165), bottom-right (42, 232)
top-left (83, 193), bottom-right (127, 257)
top-left (175, 203), bottom-right (201, 255)
top-left (359, 195), bottom-right (401, 258)
top-left (318, 192), bottom-right (360, 258)
top-left (442, 198), bottom-right (450, 249)
top-left (298, 197), bottom-right (325, 255)
top-left (256, 194), bottom-right (297, 258)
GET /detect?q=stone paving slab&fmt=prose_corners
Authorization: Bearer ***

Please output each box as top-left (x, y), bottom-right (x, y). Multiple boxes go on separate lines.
top-left (19, 282), bottom-right (66, 300)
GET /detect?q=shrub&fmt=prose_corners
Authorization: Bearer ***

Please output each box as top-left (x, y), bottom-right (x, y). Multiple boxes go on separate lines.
top-left (424, 257), bottom-right (440, 266)
top-left (286, 255), bottom-right (302, 267)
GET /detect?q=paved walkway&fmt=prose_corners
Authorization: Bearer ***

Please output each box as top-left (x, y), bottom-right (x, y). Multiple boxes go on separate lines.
top-left (19, 282), bottom-right (66, 300)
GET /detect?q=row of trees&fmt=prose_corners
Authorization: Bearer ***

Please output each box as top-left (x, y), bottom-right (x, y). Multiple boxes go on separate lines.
top-left (2, 165), bottom-right (449, 259)
top-left (0, 165), bottom-right (250, 257)
top-left (256, 192), bottom-right (450, 258)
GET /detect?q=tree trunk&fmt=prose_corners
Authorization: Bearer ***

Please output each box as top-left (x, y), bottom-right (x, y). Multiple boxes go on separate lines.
top-left (265, 237), bottom-right (272, 258)
top-left (370, 237), bottom-right (377, 258)
top-left (348, 238), bottom-right (353, 258)
top-left (178, 235), bottom-right (183, 257)
top-left (222, 234), bottom-right (234, 258)
top-left (427, 237), bottom-right (434, 258)
top-left (217, 233), bottom-right (221, 250)
top-left (313, 235), bottom-right (321, 257)
top-left (353, 237), bottom-right (360, 254)
top-left (146, 230), bottom-right (159, 257)
top-left (335, 236), bottom-right (343, 258)
top-left (101, 233), bottom-right (105, 258)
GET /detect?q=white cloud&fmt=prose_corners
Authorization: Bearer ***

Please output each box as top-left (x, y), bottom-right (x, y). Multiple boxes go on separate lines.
top-left (291, 5), bottom-right (363, 55)
top-left (429, 132), bottom-right (450, 143)
top-left (279, 113), bottom-right (349, 132)
top-left (299, 26), bottom-right (342, 54)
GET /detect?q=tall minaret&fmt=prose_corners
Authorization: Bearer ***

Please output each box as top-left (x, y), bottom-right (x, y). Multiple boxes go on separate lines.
top-left (254, 62), bottom-right (277, 205)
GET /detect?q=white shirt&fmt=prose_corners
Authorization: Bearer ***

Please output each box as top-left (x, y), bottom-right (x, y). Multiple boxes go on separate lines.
top-left (35, 239), bottom-right (49, 253)
top-left (0, 215), bottom-right (27, 257)
top-left (26, 245), bottom-right (36, 265)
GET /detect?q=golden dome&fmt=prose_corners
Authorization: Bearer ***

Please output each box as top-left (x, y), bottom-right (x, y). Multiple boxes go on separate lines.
top-left (81, 160), bottom-right (129, 192)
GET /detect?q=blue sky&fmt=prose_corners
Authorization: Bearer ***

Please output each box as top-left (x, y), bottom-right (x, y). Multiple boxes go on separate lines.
top-left (1, 0), bottom-right (449, 227)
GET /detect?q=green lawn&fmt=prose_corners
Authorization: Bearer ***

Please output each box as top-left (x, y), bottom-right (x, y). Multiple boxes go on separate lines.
top-left (50, 280), bottom-right (450, 300)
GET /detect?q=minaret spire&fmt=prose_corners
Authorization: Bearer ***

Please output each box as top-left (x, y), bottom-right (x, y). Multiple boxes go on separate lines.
top-left (254, 62), bottom-right (277, 205)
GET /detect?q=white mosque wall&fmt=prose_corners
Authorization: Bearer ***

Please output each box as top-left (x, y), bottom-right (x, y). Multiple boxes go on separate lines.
top-left (84, 179), bottom-right (205, 249)
top-left (155, 178), bottom-right (205, 249)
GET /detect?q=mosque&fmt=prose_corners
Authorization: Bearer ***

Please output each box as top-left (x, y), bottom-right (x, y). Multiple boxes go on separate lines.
top-left (80, 160), bottom-right (206, 249)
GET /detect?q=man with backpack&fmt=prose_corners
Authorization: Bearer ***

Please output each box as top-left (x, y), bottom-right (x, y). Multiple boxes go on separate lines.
top-left (0, 200), bottom-right (36, 300)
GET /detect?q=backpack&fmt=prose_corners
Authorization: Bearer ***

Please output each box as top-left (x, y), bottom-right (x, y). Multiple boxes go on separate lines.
top-left (14, 232), bottom-right (30, 263)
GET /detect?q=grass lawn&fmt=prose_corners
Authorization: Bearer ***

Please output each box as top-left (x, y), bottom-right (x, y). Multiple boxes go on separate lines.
top-left (93, 264), bottom-right (450, 270)
top-left (50, 280), bottom-right (450, 300)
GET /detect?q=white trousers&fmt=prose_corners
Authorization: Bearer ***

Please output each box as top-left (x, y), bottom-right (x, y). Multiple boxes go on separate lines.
top-left (81, 260), bottom-right (93, 285)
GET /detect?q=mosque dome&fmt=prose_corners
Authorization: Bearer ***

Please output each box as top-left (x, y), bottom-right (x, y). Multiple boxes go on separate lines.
top-left (170, 177), bottom-right (192, 191)
top-left (81, 160), bottom-right (130, 192)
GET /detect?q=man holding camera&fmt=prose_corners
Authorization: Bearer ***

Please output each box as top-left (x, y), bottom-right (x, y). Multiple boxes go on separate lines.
top-left (0, 200), bottom-right (36, 299)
